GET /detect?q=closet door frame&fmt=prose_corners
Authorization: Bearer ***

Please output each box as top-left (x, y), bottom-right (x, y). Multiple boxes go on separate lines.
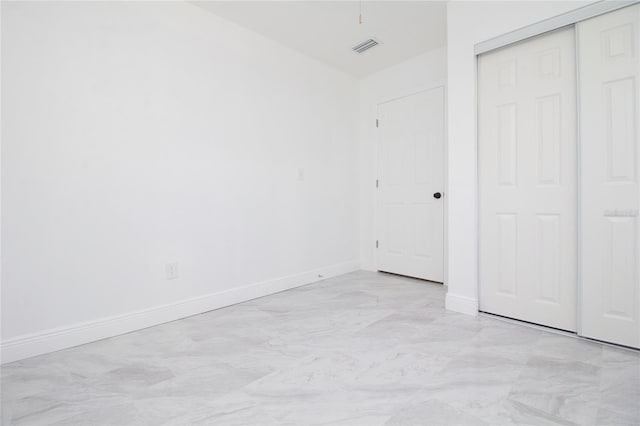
top-left (475, 1), bottom-right (637, 55)
top-left (475, 0), bottom-right (639, 340)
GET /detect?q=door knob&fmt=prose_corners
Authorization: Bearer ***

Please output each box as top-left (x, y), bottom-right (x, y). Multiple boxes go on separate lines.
top-left (433, 192), bottom-right (442, 199)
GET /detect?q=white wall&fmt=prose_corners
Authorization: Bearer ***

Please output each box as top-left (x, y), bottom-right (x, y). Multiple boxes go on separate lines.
top-left (445, 1), bottom-right (594, 315)
top-left (358, 47), bottom-right (447, 272)
top-left (2, 0), bottom-right (595, 362)
top-left (1, 1), bottom-right (359, 362)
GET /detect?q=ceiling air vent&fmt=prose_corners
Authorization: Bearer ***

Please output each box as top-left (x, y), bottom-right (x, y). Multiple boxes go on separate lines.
top-left (352, 38), bottom-right (380, 54)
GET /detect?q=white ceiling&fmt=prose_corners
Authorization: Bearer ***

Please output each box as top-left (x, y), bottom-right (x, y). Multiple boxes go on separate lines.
top-left (193, 1), bottom-right (447, 78)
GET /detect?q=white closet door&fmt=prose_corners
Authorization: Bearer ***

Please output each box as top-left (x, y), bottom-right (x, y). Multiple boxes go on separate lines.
top-left (376, 87), bottom-right (445, 282)
top-left (479, 27), bottom-right (578, 331)
top-left (579, 4), bottom-right (640, 348)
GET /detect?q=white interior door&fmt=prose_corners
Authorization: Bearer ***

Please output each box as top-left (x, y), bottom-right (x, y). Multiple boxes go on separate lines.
top-left (579, 4), bottom-right (640, 348)
top-left (478, 27), bottom-right (578, 331)
top-left (376, 87), bottom-right (445, 282)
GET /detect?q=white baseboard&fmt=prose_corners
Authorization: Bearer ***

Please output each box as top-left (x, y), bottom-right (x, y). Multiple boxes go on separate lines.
top-left (1, 260), bottom-right (360, 364)
top-left (445, 292), bottom-right (478, 316)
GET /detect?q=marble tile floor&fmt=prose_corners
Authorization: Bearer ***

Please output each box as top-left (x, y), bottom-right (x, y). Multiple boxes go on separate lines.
top-left (2, 271), bottom-right (639, 426)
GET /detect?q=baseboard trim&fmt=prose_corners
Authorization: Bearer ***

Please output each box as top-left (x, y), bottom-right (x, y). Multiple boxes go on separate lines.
top-left (1, 260), bottom-right (360, 364)
top-left (445, 292), bottom-right (478, 316)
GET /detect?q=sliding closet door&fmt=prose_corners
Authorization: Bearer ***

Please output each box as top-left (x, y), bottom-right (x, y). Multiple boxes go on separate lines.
top-left (479, 27), bottom-right (578, 331)
top-left (579, 4), bottom-right (640, 348)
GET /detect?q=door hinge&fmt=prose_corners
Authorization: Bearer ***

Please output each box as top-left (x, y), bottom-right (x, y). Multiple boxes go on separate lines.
top-left (376, 240), bottom-right (379, 248)
top-left (376, 179), bottom-right (379, 188)
top-left (376, 119), bottom-right (379, 128)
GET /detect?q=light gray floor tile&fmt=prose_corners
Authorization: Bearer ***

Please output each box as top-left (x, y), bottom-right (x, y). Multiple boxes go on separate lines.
top-left (2, 271), bottom-right (639, 425)
top-left (508, 356), bottom-right (601, 424)
top-left (385, 398), bottom-right (488, 426)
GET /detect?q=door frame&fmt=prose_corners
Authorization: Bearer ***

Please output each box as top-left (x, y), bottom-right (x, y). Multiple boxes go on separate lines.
top-left (475, 1), bottom-right (637, 55)
top-left (373, 82), bottom-right (448, 285)
top-left (475, 1), bottom-right (639, 334)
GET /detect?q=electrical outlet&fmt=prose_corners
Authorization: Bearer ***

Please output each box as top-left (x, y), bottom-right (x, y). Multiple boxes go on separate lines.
top-left (166, 262), bottom-right (179, 280)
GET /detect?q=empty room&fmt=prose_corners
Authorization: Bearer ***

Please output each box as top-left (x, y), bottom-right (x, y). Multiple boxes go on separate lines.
top-left (1, 0), bottom-right (639, 425)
